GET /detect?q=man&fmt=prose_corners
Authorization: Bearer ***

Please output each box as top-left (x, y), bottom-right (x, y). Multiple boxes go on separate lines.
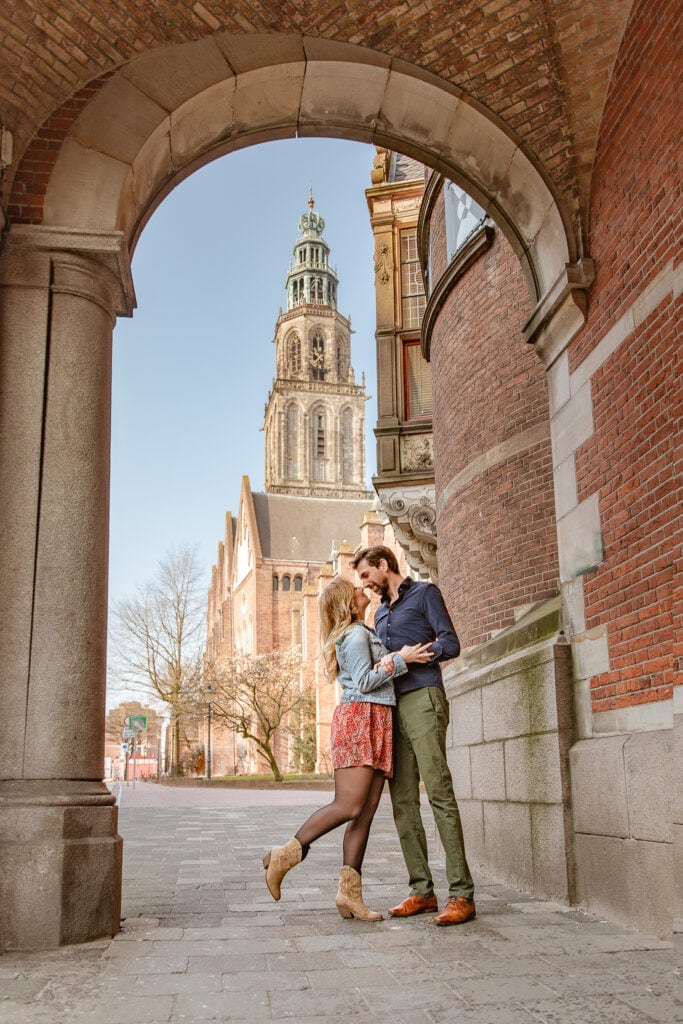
top-left (351, 544), bottom-right (475, 926)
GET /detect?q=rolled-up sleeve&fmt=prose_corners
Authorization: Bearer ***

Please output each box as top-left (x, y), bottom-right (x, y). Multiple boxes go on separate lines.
top-left (422, 585), bottom-right (460, 662)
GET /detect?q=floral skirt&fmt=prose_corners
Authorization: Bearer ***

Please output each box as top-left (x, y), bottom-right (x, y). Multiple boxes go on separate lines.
top-left (330, 702), bottom-right (394, 778)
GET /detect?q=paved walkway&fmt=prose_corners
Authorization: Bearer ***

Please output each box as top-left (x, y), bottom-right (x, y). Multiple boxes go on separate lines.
top-left (1, 781), bottom-right (676, 1023)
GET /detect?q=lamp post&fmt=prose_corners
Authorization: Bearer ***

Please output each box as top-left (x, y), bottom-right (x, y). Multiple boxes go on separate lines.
top-left (205, 685), bottom-right (214, 780)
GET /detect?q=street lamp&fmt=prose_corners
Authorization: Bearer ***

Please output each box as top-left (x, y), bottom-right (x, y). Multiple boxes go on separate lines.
top-left (205, 685), bottom-right (214, 780)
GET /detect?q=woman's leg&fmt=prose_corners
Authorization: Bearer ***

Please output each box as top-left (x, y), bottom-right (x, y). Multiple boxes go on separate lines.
top-left (342, 769), bottom-right (386, 871)
top-left (295, 766), bottom-right (376, 848)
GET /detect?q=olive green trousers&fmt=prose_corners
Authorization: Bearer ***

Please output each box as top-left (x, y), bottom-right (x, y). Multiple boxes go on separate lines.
top-left (389, 685), bottom-right (475, 899)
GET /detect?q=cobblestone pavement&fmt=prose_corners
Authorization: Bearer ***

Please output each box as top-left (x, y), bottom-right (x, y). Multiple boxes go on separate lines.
top-left (1, 781), bottom-right (677, 1023)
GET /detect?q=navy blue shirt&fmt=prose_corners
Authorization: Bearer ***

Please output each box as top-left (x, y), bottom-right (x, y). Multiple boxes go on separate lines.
top-left (373, 578), bottom-right (461, 697)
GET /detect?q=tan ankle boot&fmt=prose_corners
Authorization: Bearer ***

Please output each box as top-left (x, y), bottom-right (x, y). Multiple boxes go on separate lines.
top-left (335, 866), bottom-right (382, 921)
top-left (263, 838), bottom-right (303, 900)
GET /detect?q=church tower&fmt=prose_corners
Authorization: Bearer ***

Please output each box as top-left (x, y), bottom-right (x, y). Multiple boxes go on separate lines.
top-left (264, 191), bottom-right (371, 499)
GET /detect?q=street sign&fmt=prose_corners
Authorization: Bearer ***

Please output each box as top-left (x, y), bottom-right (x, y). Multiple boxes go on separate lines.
top-left (121, 743), bottom-right (129, 752)
top-left (125, 715), bottom-right (147, 731)
top-left (122, 728), bottom-right (136, 740)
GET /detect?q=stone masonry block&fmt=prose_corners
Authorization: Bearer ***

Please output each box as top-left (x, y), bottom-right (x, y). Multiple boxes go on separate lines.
top-left (449, 686), bottom-right (483, 746)
top-left (570, 736), bottom-right (629, 837)
top-left (483, 801), bottom-right (534, 891)
top-left (471, 742), bottom-right (505, 801)
top-left (530, 803), bottom-right (571, 903)
top-left (457, 799), bottom-right (484, 870)
top-left (574, 832), bottom-right (672, 940)
top-left (44, 142), bottom-right (130, 230)
top-left (447, 745), bottom-right (472, 800)
top-left (170, 78), bottom-right (236, 168)
top-left (551, 380), bottom-right (593, 466)
top-left (558, 492), bottom-right (603, 583)
top-left (71, 76), bottom-right (168, 164)
top-left (482, 675), bottom-right (530, 741)
top-left (505, 733), bottom-right (563, 804)
top-left (624, 729), bottom-right (672, 843)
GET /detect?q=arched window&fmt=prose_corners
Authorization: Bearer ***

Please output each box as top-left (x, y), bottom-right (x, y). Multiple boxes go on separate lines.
top-left (288, 333), bottom-right (302, 375)
top-left (341, 407), bottom-right (354, 483)
top-left (294, 576), bottom-right (303, 592)
top-left (337, 336), bottom-right (349, 380)
top-left (310, 332), bottom-right (325, 380)
top-left (273, 575), bottom-right (279, 591)
top-left (286, 404), bottom-right (300, 478)
top-left (311, 407), bottom-right (327, 482)
top-left (282, 575), bottom-right (291, 592)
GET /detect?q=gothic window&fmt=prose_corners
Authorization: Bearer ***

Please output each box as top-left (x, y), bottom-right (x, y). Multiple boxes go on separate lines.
top-left (311, 407), bottom-right (327, 481)
top-left (288, 333), bottom-right (302, 375)
top-left (286, 404), bottom-right (300, 478)
top-left (341, 407), bottom-right (354, 482)
top-left (294, 576), bottom-right (303, 592)
top-left (316, 413), bottom-right (325, 457)
top-left (400, 228), bottom-right (426, 329)
top-left (273, 575), bottom-right (279, 591)
top-left (337, 336), bottom-right (349, 380)
top-left (311, 277), bottom-right (323, 303)
top-left (403, 339), bottom-right (433, 419)
top-left (282, 575), bottom-right (291, 592)
top-left (310, 332), bottom-right (325, 380)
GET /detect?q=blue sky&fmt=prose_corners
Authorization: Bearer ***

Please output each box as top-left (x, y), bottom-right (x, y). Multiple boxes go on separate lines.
top-left (109, 138), bottom-right (378, 612)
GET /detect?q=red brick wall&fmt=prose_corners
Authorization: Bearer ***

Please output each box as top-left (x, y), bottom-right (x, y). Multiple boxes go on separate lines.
top-left (429, 224), bottom-right (560, 648)
top-left (572, 0), bottom-right (679, 712)
top-left (428, 187), bottom-right (448, 282)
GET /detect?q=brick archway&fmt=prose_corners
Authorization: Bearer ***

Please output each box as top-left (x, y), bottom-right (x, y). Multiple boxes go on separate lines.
top-left (9, 36), bottom-right (573, 306)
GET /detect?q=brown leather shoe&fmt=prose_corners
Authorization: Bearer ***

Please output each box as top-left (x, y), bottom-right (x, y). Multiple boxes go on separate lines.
top-left (434, 896), bottom-right (476, 926)
top-left (388, 894), bottom-right (438, 917)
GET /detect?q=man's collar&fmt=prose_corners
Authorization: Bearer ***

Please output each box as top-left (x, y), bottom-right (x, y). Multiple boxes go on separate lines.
top-left (380, 576), bottom-right (413, 605)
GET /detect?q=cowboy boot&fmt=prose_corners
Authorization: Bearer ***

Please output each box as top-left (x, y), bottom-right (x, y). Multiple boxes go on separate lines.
top-left (263, 838), bottom-right (303, 900)
top-left (335, 866), bottom-right (382, 921)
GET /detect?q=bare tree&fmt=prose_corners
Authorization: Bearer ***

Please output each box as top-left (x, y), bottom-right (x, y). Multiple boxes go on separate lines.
top-left (110, 545), bottom-right (206, 774)
top-left (206, 646), bottom-right (313, 781)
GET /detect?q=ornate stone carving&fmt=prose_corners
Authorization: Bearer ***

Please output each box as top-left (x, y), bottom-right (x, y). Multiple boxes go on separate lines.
top-left (374, 242), bottom-right (391, 284)
top-left (400, 433), bottom-right (433, 471)
top-left (377, 484), bottom-right (438, 582)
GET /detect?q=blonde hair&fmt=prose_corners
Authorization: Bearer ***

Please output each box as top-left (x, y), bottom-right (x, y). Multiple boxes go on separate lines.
top-left (318, 577), bottom-right (357, 682)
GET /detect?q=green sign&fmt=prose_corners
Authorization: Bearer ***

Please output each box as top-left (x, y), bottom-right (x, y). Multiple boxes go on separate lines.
top-left (125, 715), bottom-right (147, 731)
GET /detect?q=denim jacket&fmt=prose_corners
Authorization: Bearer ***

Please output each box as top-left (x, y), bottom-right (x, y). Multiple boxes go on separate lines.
top-left (335, 623), bottom-right (407, 706)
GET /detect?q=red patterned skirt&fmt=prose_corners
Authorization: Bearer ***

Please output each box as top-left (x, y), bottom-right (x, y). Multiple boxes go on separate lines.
top-left (330, 702), bottom-right (394, 778)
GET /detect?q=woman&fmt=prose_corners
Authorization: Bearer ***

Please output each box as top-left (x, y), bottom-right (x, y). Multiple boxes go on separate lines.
top-left (263, 576), bottom-right (433, 920)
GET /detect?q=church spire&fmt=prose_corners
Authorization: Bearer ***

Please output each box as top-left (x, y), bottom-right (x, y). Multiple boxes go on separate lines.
top-left (285, 190), bottom-right (339, 312)
top-left (263, 195), bottom-right (370, 499)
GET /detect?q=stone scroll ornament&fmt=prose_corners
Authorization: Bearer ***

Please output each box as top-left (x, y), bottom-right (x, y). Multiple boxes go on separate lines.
top-left (383, 488), bottom-right (438, 581)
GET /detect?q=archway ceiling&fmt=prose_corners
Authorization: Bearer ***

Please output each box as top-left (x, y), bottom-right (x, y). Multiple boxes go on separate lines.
top-left (1, 2), bottom-right (633, 271)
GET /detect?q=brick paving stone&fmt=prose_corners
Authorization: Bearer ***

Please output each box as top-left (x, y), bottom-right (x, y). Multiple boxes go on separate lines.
top-left (0, 784), bottom-right (674, 1024)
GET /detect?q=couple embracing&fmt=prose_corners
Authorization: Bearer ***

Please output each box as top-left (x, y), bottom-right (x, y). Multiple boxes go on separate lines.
top-left (263, 545), bottom-right (475, 927)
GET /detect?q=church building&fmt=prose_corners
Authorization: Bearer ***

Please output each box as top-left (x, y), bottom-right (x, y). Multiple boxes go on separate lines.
top-left (205, 194), bottom-right (403, 775)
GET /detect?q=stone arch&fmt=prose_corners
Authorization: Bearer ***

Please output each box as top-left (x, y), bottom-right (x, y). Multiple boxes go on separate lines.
top-left (11, 35), bottom-right (575, 306)
top-left (0, 33), bottom-right (584, 954)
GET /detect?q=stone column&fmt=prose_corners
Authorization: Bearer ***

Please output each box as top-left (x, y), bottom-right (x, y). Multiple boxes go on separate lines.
top-left (0, 225), bottom-right (135, 951)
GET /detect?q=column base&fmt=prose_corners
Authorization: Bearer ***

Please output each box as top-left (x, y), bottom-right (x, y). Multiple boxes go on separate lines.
top-left (0, 780), bottom-right (122, 951)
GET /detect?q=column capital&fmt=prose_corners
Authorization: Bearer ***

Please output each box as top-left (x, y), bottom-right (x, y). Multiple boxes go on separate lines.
top-left (2, 224), bottom-right (136, 318)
